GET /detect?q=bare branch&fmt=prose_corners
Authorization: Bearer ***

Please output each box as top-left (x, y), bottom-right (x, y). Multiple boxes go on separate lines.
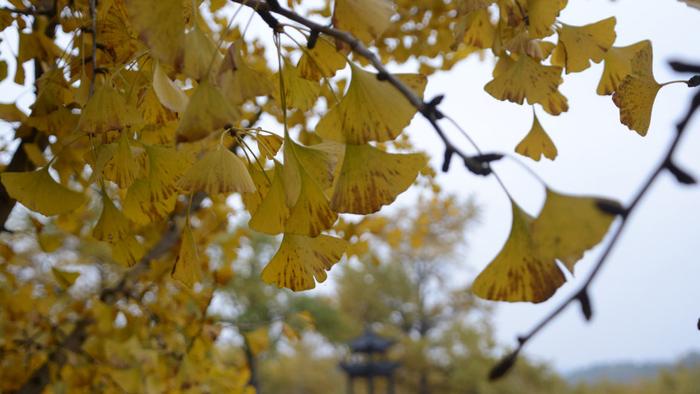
top-left (490, 76), bottom-right (700, 379)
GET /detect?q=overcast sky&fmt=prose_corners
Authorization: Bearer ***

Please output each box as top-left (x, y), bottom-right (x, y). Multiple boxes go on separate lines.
top-left (402, 0), bottom-right (700, 372)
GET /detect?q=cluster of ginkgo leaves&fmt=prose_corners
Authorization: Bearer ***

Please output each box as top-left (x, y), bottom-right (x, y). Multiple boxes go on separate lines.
top-left (0, 0), bottom-right (687, 311)
top-left (0, 0), bottom-right (695, 390)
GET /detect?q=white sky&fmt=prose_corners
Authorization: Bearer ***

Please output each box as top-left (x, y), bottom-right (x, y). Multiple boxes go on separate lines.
top-left (1, 0), bottom-right (698, 374)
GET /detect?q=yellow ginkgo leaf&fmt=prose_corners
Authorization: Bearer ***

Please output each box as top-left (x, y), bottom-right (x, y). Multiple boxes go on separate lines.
top-left (126, 0), bottom-right (184, 70)
top-left (256, 133), bottom-right (283, 160)
top-left (123, 146), bottom-right (186, 224)
top-left (52, 267), bottom-right (80, 289)
top-left (38, 229), bottom-right (63, 252)
top-left (277, 61), bottom-right (321, 111)
top-left (515, 112), bottom-right (557, 161)
top-left (551, 17), bottom-right (616, 74)
top-left (153, 61), bottom-right (188, 113)
top-left (526, 0), bottom-right (568, 38)
top-left (485, 54), bottom-right (568, 115)
top-left (244, 327), bottom-right (270, 356)
top-left (176, 80), bottom-right (239, 142)
top-left (1, 166), bottom-right (85, 216)
top-left (184, 25), bottom-right (222, 81)
top-left (218, 41), bottom-right (274, 104)
top-left (78, 84), bottom-right (138, 134)
top-left (22, 143), bottom-right (47, 167)
top-left (453, 8), bottom-right (495, 49)
top-left (472, 202), bottom-right (565, 303)
top-left (284, 162), bottom-right (338, 237)
top-left (532, 189), bottom-right (619, 272)
top-left (93, 192), bottom-right (131, 244)
top-left (332, 0), bottom-right (394, 44)
top-left (297, 37), bottom-right (346, 80)
top-left (94, 132), bottom-right (145, 188)
top-left (316, 65), bottom-right (427, 144)
top-left (243, 163), bottom-right (290, 235)
top-left (178, 146), bottom-right (255, 195)
top-left (331, 144), bottom-right (426, 214)
top-left (284, 137), bottom-right (340, 194)
top-left (612, 43), bottom-right (660, 135)
top-left (597, 40), bottom-right (650, 96)
top-left (261, 233), bottom-right (348, 291)
top-left (123, 178), bottom-right (178, 225)
top-left (0, 103), bottom-right (27, 122)
top-left (112, 236), bottom-right (145, 267)
top-left (172, 223), bottom-right (204, 288)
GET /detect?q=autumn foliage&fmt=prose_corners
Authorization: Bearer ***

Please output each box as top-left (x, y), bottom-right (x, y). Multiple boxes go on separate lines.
top-left (0, 0), bottom-right (697, 392)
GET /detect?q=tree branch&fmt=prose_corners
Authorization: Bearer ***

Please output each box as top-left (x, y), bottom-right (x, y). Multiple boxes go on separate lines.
top-left (229, 0), bottom-right (492, 176)
top-left (489, 74), bottom-right (700, 380)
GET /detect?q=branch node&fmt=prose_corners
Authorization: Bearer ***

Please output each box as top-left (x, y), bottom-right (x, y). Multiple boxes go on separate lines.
top-left (376, 71), bottom-right (389, 81)
top-left (596, 199), bottom-right (628, 218)
top-left (441, 148), bottom-right (454, 172)
top-left (307, 29), bottom-right (319, 49)
top-left (688, 75), bottom-right (700, 88)
top-left (577, 290), bottom-right (593, 321)
top-left (489, 349), bottom-right (520, 381)
top-left (665, 159), bottom-right (697, 185)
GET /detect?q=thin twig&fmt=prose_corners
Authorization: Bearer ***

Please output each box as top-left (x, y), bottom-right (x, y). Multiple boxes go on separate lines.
top-left (489, 82), bottom-right (700, 380)
top-left (229, 0), bottom-right (492, 176)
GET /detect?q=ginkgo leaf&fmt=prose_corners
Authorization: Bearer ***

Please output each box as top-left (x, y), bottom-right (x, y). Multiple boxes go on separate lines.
top-left (93, 192), bottom-right (131, 243)
top-left (218, 41), bottom-right (273, 104)
top-left (153, 62), bottom-right (188, 113)
top-left (527, 0), bottom-right (568, 38)
top-left (112, 236), bottom-right (145, 267)
top-left (78, 84), bottom-right (139, 134)
top-left (178, 146), bottom-right (255, 195)
top-left (297, 38), bottom-right (346, 80)
top-left (472, 202), bottom-right (566, 303)
top-left (331, 144), bottom-right (426, 214)
top-left (176, 80), bottom-right (239, 142)
top-left (453, 8), bottom-right (495, 49)
top-left (283, 161), bottom-right (338, 237)
top-left (0, 103), bottom-right (27, 122)
top-left (515, 112), bottom-right (557, 161)
top-left (172, 223), bottom-right (204, 288)
top-left (243, 163), bottom-right (290, 235)
top-left (257, 133), bottom-right (283, 160)
top-left (1, 166), bottom-right (85, 216)
top-left (316, 65), bottom-right (427, 144)
top-left (126, 0), bottom-right (184, 70)
top-left (612, 43), bottom-right (660, 135)
top-left (123, 179), bottom-right (178, 225)
top-left (184, 25), bottom-right (222, 81)
top-left (485, 54), bottom-right (568, 115)
top-left (332, 0), bottom-right (394, 44)
top-left (123, 146), bottom-right (187, 224)
top-left (532, 189), bottom-right (619, 272)
top-left (52, 267), bottom-right (80, 289)
top-left (284, 137), bottom-right (339, 194)
top-left (597, 40), bottom-right (650, 95)
top-left (261, 233), bottom-right (348, 291)
top-left (551, 17), bottom-right (616, 74)
top-left (277, 61), bottom-right (321, 111)
top-left (94, 132), bottom-right (145, 188)
top-left (22, 143), bottom-right (47, 167)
